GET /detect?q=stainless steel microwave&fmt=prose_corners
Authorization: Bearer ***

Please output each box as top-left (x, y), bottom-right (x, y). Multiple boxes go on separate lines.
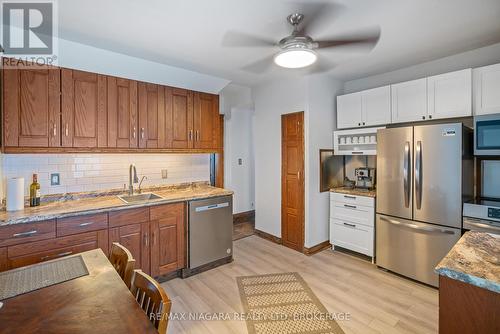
top-left (474, 114), bottom-right (500, 155)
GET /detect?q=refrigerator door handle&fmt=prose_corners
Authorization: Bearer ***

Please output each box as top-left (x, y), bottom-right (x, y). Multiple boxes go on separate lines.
top-left (415, 141), bottom-right (422, 210)
top-left (380, 216), bottom-right (455, 234)
top-left (403, 141), bottom-right (410, 208)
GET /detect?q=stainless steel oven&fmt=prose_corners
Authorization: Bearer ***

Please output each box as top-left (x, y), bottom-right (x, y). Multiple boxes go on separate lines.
top-left (474, 113), bottom-right (500, 155)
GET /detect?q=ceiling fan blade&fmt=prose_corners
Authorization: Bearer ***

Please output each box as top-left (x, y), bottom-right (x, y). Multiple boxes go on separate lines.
top-left (290, 1), bottom-right (345, 36)
top-left (315, 28), bottom-right (381, 50)
top-left (222, 30), bottom-right (276, 48)
top-left (240, 55), bottom-right (275, 74)
top-left (304, 58), bottom-right (336, 74)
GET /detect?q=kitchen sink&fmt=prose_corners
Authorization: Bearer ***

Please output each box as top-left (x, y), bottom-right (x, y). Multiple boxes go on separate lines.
top-left (117, 193), bottom-right (163, 204)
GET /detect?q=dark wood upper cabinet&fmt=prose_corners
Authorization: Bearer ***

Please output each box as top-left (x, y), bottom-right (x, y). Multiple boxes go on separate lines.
top-left (107, 77), bottom-right (138, 148)
top-left (3, 65), bottom-right (61, 147)
top-left (138, 83), bottom-right (165, 149)
top-left (194, 92), bottom-right (219, 149)
top-left (61, 69), bottom-right (107, 148)
top-left (166, 87), bottom-right (194, 149)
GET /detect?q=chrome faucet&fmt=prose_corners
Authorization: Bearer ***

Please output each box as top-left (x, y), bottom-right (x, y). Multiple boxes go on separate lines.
top-left (128, 164), bottom-right (139, 195)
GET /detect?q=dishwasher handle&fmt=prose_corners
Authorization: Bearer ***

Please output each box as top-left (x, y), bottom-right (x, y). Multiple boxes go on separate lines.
top-left (194, 202), bottom-right (230, 212)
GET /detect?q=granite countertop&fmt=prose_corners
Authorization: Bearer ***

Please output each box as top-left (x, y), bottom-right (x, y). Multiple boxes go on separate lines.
top-left (435, 231), bottom-right (500, 293)
top-left (0, 182), bottom-right (233, 226)
top-left (330, 186), bottom-right (376, 198)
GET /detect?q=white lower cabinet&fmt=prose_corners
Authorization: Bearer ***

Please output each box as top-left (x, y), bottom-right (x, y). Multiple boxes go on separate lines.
top-left (329, 192), bottom-right (375, 259)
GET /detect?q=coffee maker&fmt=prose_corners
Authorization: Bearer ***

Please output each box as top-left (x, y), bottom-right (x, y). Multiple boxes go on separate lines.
top-left (355, 168), bottom-right (376, 189)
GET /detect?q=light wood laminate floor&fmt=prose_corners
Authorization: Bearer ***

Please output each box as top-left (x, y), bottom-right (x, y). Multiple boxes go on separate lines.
top-left (161, 235), bottom-right (438, 334)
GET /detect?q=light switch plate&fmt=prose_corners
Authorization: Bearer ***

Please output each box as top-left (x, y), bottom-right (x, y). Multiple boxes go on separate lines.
top-left (161, 169), bottom-right (168, 179)
top-left (50, 173), bottom-right (60, 185)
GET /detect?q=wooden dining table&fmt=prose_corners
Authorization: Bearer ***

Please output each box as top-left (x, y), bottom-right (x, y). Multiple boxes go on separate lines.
top-left (0, 249), bottom-right (158, 334)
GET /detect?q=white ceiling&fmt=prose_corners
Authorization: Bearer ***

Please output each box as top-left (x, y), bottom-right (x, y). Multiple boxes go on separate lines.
top-left (58, 0), bottom-right (500, 87)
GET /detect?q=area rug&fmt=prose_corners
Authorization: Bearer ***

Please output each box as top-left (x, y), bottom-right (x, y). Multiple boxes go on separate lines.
top-left (237, 272), bottom-right (345, 334)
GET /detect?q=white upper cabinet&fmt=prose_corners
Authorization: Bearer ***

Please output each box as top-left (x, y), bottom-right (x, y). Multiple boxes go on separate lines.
top-left (427, 69), bottom-right (472, 120)
top-left (473, 63), bottom-right (500, 115)
top-left (391, 78), bottom-right (427, 124)
top-left (361, 86), bottom-right (391, 126)
top-left (337, 86), bottom-right (391, 129)
top-left (337, 92), bottom-right (362, 129)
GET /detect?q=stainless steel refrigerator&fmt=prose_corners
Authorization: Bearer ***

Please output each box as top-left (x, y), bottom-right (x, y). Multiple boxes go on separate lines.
top-left (376, 123), bottom-right (473, 287)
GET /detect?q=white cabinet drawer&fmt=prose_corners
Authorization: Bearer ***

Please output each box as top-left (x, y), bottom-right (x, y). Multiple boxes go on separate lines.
top-left (330, 192), bottom-right (375, 207)
top-left (330, 218), bottom-right (374, 257)
top-left (330, 202), bottom-right (375, 227)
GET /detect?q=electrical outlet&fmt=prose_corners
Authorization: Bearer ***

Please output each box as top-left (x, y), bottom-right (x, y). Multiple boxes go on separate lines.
top-left (50, 173), bottom-right (60, 185)
top-left (161, 169), bottom-right (168, 179)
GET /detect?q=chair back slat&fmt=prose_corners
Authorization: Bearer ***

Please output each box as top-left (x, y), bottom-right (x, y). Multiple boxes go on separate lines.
top-left (109, 242), bottom-right (135, 288)
top-left (130, 270), bottom-right (171, 334)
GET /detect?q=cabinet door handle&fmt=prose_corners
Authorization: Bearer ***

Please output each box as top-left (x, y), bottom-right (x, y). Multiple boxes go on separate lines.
top-left (65, 123), bottom-right (69, 136)
top-left (343, 222), bottom-right (356, 228)
top-left (344, 195), bottom-right (356, 199)
top-left (189, 130), bottom-right (193, 141)
top-left (78, 222), bottom-right (94, 227)
top-left (133, 127), bottom-right (136, 139)
top-left (13, 230), bottom-right (38, 238)
top-left (41, 251), bottom-right (73, 261)
top-left (53, 123), bottom-right (57, 136)
top-left (151, 231), bottom-right (155, 246)
top-left (143, 233), bottom-right (148, 247)
top-left (196, 130), bottom-right (200, 141)
top-left (344, 204), bottom-right (357, 209)
top-left (141, 128), bottom-right (145, 139)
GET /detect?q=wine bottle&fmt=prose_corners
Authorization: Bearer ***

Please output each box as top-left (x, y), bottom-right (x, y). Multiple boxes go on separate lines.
top-left (29, 174), bottom-right (41, 207)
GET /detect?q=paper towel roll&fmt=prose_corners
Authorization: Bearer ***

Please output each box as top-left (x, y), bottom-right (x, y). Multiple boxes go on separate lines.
top-left (7, 177), bottom-right (25, 211)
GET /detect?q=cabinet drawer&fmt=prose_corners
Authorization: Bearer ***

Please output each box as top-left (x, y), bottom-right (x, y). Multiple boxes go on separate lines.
top-left (330, 202), bottom-right (374, 227)
top-left (330, 192), bottom-right (374, 207)
top-left (330, 218), bottom-right (374, 257)
top-left (0, 220), bottom-right (56, 247)
top-left (150, 203), bottom-right (184, 220)
top-left (109, 207), bottom-right (149, 227)
top-left (57, 213), bottom-right (108, 237)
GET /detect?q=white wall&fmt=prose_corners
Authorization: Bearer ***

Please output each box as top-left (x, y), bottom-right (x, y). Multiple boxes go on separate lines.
top-left (220, 83), bottom-right (255, 214)
top-left (1, 154), bottom-right (210, 197)
top-left (252, 78), bottom-right (308, 237)
top-left (305, 75), bottom-right (343, 247)
top-left (344, 42), bottom-right (500, 93)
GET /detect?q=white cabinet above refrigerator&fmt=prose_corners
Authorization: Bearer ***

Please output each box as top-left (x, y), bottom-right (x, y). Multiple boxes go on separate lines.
top-left (333, 126), bottom-right (385, 155)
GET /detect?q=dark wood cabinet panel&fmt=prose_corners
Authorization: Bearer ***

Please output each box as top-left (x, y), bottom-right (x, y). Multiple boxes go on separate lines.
top-left (109, 207), bottom-right (149, 228)
top-left (138, 83), bottom-right (165, 148)
top-left (0, 220), bottom-right (56, 248)
top-left (150, 203), bottom-right (185, 277)
top-left (193, 92), bottom-right (219, 149)
top-left (3, 65), bottom-right (61, 147)
top-left (0, 247), bottom-right (8, 272)
top-left (107, 77), bottom-right (138, 148)
top-left (61, 69), bottom-right (107, 148)
top-left (57, 213), bottom-right (108, 237)
top-left (166, 87), bottom-right (194, 149)
top-left (109, 223), bottom-right (150, 275)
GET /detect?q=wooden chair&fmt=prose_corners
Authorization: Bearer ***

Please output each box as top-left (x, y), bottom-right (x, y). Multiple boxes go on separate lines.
top-left (130, 269), bottom-right (172, 334)
top-left (109, 242), bottom-right (136, 288)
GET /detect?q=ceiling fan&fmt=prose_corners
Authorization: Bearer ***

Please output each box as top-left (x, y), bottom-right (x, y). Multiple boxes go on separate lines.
top-left (222, 3), bottom-right (381, 73)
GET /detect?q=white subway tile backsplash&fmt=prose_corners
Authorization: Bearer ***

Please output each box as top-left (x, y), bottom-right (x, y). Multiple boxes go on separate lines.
top-left (1, 153), bottom-right (210, 197)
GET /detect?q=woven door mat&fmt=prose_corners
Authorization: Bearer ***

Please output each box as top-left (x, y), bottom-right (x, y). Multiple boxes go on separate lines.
top-left (237, 272), bottom-right (346, 334)
top-left (0, 255), bottom-right (89, 300)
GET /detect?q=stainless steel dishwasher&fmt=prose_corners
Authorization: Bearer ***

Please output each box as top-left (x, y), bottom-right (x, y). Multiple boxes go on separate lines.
top-left (188, 196), bottom-right (233, 270)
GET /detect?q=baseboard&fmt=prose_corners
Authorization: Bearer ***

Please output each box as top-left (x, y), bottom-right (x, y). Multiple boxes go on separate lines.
top-left (233, 210), bottom-right (255, 225)
top-left (181, 255), bottom-right (233, 278)
top-left (254, 228), bottom-right (282, 244)
top-left (303, 241), bottom-right (331, 256)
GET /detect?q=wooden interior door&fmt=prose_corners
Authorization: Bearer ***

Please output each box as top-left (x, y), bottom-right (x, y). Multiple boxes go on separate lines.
top-left (281, 112), bottom-right (305, 252)
top-left (107, 77), bottom-right (138, 148)
top-left (109, 223), bottom-right (150, 275)
top-left (61, 69), bottom-right (107, 148)
top-left (3, 66), bottom-right (60, 147)
top-left (166, 87), bottom-right (193, 149)
top-left (150, 204), bottom-right (185, 277)
top-left (138, 82), bottom-right (165, 148)
top-left (193, 92), bottom-right (218, 149)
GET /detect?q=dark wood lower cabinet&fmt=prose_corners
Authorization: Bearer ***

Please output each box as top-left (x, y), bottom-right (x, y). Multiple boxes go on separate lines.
top-left (0, 203), bottom-right (187, 279)
top-left (439, 275), bottom-right (500, 334)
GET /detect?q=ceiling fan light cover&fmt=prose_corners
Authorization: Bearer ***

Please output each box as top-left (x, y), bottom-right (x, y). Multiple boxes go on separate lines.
top-left (274, 48), bottom-right (317, 68)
